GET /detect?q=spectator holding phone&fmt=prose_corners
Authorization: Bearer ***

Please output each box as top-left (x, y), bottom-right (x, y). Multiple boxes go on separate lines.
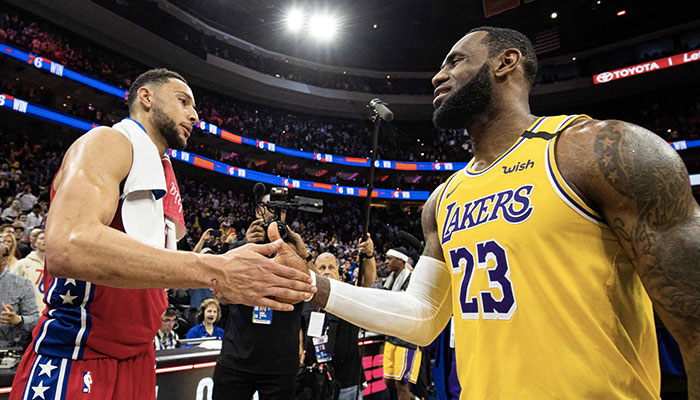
top-left (193, 228), bottom-right (223, 254)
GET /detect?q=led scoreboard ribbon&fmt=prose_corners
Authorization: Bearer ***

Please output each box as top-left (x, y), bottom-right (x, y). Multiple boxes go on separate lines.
top-left (0, 42), bottom-right (467, 172)
top-left (0, 43), bottom-right (129, 100)
top-left (0, 93), bottom-right (430, 200)
top-left (2, 40), bottom-right (697, 180)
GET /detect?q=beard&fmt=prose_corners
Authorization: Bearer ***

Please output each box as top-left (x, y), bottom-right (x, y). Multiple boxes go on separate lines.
top-left (152, 104), bottom-right (187, 150)
top-left (432, 62), bottom-right (494, 129)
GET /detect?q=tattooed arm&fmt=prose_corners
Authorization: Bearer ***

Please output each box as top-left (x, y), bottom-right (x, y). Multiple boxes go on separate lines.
top-left (557, 118), bottom-right (700, 398)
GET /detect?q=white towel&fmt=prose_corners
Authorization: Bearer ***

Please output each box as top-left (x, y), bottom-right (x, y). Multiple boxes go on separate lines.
top-left (384, 268), bottom-right (411, 292)
top-left (112, 118), bottom-right (167, 249)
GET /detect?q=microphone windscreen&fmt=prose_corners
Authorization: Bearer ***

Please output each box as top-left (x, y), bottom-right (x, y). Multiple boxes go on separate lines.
top-left (375, 103), bottom-right (394, 121)
top-left (253, 182), bottom-right (266, 199)
top-left (398, 230), bottom-right (423, 252)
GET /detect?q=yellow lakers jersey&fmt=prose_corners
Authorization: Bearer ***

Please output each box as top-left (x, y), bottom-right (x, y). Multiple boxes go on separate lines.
top-left (435, 115), bottom-right (660, 399)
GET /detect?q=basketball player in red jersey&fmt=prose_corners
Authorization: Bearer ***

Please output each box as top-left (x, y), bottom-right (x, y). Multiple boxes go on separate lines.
top-left (10, 69), bottom-right (315, 399)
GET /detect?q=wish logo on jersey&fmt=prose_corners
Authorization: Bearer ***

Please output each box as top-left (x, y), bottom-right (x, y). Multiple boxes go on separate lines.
top-left (502, 159), bottom-right (534, 174)
top-left (441, 185), bottom-right (535, 245)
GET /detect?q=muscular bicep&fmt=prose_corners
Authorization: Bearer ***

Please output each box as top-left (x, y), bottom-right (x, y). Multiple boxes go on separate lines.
top-left (421, 184), bottom-right (446, 262)
top-left (572, 120), bottom-right (700, 330)
top-left (47, 128), bottom-right (132, 235)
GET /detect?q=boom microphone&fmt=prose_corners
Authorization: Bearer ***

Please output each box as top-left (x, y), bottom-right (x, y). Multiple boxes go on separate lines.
top-left (398, 230), bottom-right (424, 253)
top-left (253, 182), bottom-right (266, 201)
top-left (368, 98), bottom-right (394, 121)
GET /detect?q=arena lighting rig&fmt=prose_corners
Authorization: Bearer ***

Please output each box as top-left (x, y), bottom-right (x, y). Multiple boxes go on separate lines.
top-left (283, 7), bottom-right (339, 41)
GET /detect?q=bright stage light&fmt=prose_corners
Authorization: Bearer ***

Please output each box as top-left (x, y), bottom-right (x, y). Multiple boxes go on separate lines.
top-left (309, 13), bottom-right (338, 41)
top-left (285, 8), bottom-right (304, 32)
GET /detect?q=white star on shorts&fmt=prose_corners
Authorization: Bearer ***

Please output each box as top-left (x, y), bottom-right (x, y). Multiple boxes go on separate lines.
top-left (60, 290), bottom-right (78, 305)
top-left (37, 360), bottom-right (57, 378)
top-left (31, 380), bottom-right (49, 399)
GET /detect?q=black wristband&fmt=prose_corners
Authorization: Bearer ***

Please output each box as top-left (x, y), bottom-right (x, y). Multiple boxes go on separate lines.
top-left (304, 253), bottom-right (313, 263)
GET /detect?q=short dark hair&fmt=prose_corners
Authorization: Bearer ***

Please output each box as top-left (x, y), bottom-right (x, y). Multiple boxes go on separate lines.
top-left (467, 26), bottom-right (538, 85)
top-left (127, 68), bottom-right (188, 112)
top-left (163, 308), bottom-right (177, 318)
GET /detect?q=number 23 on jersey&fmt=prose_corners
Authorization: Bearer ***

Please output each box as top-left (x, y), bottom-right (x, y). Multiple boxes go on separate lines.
top-left (448, 239), bottom-right (517, 320)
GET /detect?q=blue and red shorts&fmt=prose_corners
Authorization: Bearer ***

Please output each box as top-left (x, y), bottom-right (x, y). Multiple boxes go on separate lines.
top-left (10, 346), bottom-right (156, 400)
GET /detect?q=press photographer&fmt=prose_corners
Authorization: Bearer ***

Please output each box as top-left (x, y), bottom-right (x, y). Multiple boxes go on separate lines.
top-left (212, 184), bottom-right (322, 400)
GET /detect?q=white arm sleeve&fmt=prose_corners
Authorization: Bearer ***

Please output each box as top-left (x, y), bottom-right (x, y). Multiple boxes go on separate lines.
top-left (324, 255), bottom-right (452, 346)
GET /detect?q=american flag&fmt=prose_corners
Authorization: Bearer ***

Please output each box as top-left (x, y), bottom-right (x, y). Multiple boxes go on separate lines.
top-left (533, 28), bottom-right (561, 54)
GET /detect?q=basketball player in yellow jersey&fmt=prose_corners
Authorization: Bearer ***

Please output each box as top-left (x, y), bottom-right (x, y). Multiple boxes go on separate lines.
top-left (300, 27), bottom-right (700, 400)
top-left (299, 26), bottom-right (700, 398)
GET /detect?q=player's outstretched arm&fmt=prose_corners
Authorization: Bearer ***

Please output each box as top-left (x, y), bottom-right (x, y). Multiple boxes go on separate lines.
top-left (45, 128), bottom-right (313, 311)
top-left (558, 119), bottom-right (700, 398)
top-left (310, 186), bottom-right (452, 346)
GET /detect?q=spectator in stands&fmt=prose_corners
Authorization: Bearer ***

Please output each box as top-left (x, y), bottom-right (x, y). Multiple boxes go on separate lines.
top-left (1, 224), bottom-right (13, 236)
top-left (154, 307), bottom-right (180, 350)
top-left (301, 234), bottom-right (377, 400)
top-left (1, 199), bottom-right (21, 222)
top-left (12, 220), bottom-right (30, 257)
top-left (0, 242), bottom-right (39, 349)
top-left (11, 230), bottom-right (46, 309)
top-left (25, 204), bottom-right (43, 230)
top-left (0, 163), bottom-right (10, 178)
top-left (2, 232), bottom-right (18, 271)
top-left (0, 175), bottom-right (11, 200)
top-left (11, 220), bottom-right (24, 240)
top-left (15, 184), bottom-right (37, 212)
top-left (186, 298), bottom-right (224, 342)
top-left (16, 214), bottom-right (28, 235)
top-left (193, 227), bottom-right (220, 253)
top-left (27, 228), bottom-right (42, 252)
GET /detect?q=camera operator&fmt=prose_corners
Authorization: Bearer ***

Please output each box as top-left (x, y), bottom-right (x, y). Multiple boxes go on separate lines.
top-left (301, 234), bottom-right (377, 400)
top-left (212, 193), bottom-right (313, 400)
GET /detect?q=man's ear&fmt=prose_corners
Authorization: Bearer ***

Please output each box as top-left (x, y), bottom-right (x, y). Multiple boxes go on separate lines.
top-left (494, 48), bottom-right (523, 80)
top-left (137, 86), bottom-right (154, 111)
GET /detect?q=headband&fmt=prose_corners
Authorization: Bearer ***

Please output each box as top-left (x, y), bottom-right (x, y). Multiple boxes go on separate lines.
top-left (386, 249), bottom-right (409, 262)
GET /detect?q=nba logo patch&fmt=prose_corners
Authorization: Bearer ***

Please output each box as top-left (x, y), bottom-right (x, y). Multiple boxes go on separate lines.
top-left (83, 371), bottom-right (92, 393)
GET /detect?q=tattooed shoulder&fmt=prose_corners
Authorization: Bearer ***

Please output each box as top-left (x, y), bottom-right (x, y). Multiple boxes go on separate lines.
top-left (590, 119), bottom-right (700, 323)
top-left (592, 120), bottom-right (692, 229)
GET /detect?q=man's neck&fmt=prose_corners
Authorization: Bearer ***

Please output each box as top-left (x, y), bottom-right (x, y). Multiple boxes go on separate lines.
top-left (466, 104), bottom-right (537, 172)
top-left (36, 250), bottom-right (45, 261)
top-left (128, 115), bottom-right (167, 155)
